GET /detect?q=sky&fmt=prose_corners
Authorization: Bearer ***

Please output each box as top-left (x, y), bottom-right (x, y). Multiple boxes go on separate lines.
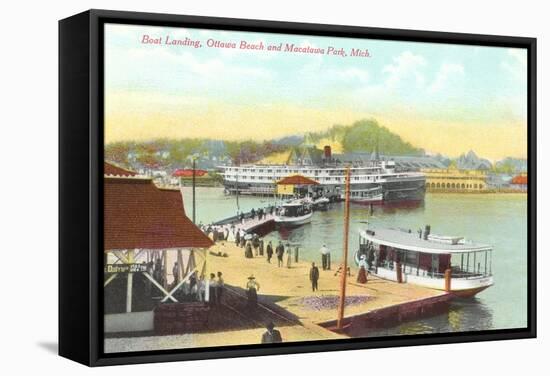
top-left (104, 23), bottom-right (528, 160)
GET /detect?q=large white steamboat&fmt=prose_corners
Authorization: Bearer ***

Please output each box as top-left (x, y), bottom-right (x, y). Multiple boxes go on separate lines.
top-left (219, 159), bottom-right (426, 202)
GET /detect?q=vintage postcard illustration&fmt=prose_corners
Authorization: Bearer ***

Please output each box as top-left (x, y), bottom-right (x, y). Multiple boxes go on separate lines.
top-left (102, 23), bottom-right (528, 353)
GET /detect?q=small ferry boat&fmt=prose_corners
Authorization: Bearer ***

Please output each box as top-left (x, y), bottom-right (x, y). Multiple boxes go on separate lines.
top-left (312, 197), bottom-right (330, 211)
top-left (354, 225), bottom-right (493, 297)
top-left (349, 185), bottom-right (384, 204)
top-left (274, 200), bottom-right (313, 227)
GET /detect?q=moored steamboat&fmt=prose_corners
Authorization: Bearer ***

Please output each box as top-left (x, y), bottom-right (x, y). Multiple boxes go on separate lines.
top-left (219, 146), bottom-right (426, 203)
top-left (354, 225), bottom-right (494, 297)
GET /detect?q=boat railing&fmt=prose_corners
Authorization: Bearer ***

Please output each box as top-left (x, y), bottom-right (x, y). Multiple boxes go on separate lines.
top-left (449, 271), bottom-right (492, 279)
top-left (411, 270), bottom-right (490, 279)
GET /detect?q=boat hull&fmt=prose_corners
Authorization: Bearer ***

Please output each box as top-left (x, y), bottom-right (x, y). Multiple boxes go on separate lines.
top-left (274, 212), bottom-right (313, 226)
top-left (450, 285), bottom-right (491, 298)
top-left (350, 194), bottom-right (384, 204)
top-left (223, 177), bottom-right (425, 202)
top-left (369, 265), bottom-right (493, 297)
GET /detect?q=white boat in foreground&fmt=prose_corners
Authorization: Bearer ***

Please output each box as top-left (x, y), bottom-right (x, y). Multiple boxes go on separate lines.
top-left (355, 225), bottom-right (493, 297)
top-left (274, 200), bottom-right (313, 226)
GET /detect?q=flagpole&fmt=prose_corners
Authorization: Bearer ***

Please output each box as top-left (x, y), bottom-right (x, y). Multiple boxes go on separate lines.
top-left (337, 166), bottom-right (351, 330)
top-left (192, 156), bottom-right (196, 224)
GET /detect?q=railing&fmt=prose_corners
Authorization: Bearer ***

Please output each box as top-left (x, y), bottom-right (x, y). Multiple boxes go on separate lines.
top-left (410, 270), bottom-right (491, 279)
top-left (377, 263), bottom-right (491, 279)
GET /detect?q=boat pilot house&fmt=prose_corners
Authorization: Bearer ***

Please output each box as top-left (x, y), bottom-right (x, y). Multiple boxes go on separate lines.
top-left (103, 163), bottom-right (214, 334)
top-left (357, 226), bottom-right (493, 297)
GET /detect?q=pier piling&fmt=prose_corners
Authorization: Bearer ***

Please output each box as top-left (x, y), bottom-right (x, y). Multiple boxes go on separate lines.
top-left (337, 167), bottom-right (351, 330)
top-left (396, 261), bottom-right (403, 283)
top-left (444, 268), bottom-right (452, 292)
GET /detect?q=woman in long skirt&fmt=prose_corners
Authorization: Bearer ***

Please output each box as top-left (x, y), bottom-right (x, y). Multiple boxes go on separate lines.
top-left (245, 240), bottom-right (254, 258)
top-left (357, 255), bottom-right (368, 284)
top-left (246, 275), bottom-right (260, 311)
top-left (235, 229), bottom-right (240, 246)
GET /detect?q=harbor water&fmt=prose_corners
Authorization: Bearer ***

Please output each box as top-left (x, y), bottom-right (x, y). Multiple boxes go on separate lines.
top-left (182, 187), bottom-right (528, 335)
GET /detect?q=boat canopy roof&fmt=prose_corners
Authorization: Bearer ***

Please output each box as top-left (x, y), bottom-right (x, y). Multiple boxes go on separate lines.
top-left (360, 227), bottom-right (492, 254)
top-left (282, 199), bottom-right (307, 207)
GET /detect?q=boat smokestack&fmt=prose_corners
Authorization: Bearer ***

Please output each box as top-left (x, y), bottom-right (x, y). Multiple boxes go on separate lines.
top-left (324, 145), bottom-right (332, 159)
top-left (424, 225), bottom-right (431, 240)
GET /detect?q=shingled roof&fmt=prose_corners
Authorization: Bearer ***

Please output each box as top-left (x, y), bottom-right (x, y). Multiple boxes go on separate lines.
top-left (104, 161), bottom-right (137, 177)
top-left (511, 175), bottom-right (527, 185)
top-left (276, 175), bottom-right (319, 185)
top-left (104, 177), bottom-right (213, 251)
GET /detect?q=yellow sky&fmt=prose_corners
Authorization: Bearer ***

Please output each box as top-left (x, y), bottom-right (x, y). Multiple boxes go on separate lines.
top-left (105, 91), bottom-right (527, 161)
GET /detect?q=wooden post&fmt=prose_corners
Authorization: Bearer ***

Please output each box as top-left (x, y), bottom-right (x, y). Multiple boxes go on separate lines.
top-left (235, 162), bottom-right (240, 212)
top-left (396, 261), bottom-right (403, 283)
top-left (186, 249), bottom-right (196, 276)
top-left (126, 249), bottom-right (135, 313)
top-left (192, 157), bottom-right (197, 224)
top-left (163, 249), bottom-right (168, 290)
top-left (202, 254), bottom-right (210, 302)
top-left (337, 167), bottom-right (351, 330)
top-left (177, 249), bottom-right (184, 281)
top-left (444, 268), bottom-right (452, 292)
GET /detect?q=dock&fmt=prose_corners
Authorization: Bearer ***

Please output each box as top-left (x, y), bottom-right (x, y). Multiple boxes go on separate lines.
top-left (105, 235), bottom-right (458, 351)
top-left (206, 241), bottom-right (449, 330)
top-left (213, 211), bottom-right (276, 234)
top-left (105, 239), bottom-right (451, 352)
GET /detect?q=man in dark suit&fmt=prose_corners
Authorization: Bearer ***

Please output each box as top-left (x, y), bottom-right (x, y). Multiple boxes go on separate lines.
top-left (261, 322), bottom-right (282, 344)
top-left (266, 240), bottom-right (273, 263)
top-left (309, 262), bottom-right (320, 291)
top-left (275, 241), bottom-right (285, 267)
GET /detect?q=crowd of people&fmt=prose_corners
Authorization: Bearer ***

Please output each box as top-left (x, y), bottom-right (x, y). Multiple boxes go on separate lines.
top-left (194, 206), bottom-right (370, 318)
top-left (167, 266), bottom-right (226, 307)
top-left (137, 256), bottom-right (228, 307)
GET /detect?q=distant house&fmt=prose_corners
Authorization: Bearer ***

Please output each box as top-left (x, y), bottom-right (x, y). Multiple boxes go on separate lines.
top-left (485, 173), bottom-right (513, 189)
top-left (510, 174), bottom-right (528, 191)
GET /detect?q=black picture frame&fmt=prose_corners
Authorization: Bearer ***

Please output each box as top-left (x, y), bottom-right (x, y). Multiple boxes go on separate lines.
top-left (59, 9), bottom-right (537, 367)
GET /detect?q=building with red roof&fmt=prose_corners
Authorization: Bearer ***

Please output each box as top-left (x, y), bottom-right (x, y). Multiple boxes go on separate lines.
top-left (103, 170), bottom-right (213, 326)
top-left (104, 177), bottom-right (212, 251)
top-left (104, 161), bottom-right (138, 177)
top-left (276, 175), bottom-right (320, 196)
top-left (172, 168), bottom-right (208, 177)
top-left (276, 175), bottom-right (320, 186)
top-left (511, 174), bottom-right (527, 185)
top-left (510, 173), bottom-right (527, 192)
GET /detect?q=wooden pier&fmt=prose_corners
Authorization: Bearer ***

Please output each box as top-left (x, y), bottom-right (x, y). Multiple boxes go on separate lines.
top-left (200, 241), bottom-right (448, 346)
top-left (105, 238), bottom-right (453, 352)
top-left (213, 212), bottom-right (276, 234)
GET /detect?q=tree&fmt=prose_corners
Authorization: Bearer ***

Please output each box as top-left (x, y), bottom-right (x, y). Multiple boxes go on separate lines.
top-left (342, 119), bottom-right (421, 155)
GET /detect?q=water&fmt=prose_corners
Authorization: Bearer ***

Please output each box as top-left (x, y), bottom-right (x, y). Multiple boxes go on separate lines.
top-left (182, 187), bottom-right (528, 334)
